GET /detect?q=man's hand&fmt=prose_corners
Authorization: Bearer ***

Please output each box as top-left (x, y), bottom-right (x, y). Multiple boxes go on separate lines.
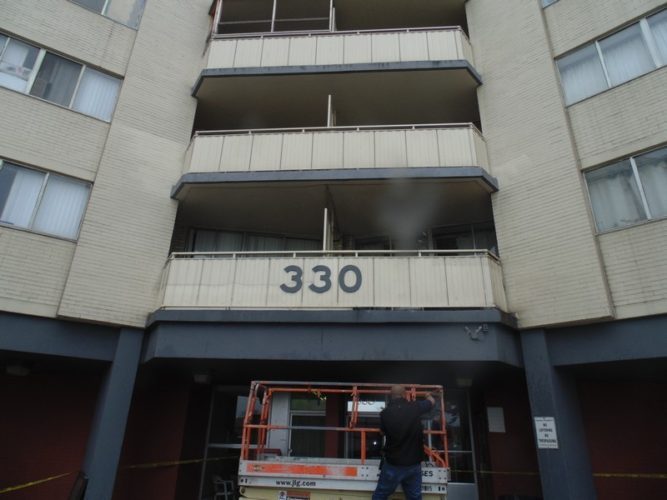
top-left (425, 388), bottom-right (442, 406)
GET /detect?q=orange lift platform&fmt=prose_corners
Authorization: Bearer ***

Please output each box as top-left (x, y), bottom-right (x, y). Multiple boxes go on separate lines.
top-left (237, 381), bottom-right (449, 500)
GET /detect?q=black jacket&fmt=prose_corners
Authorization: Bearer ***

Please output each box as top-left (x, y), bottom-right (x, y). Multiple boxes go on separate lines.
top-left (380, 398), bottom-right (433, 466)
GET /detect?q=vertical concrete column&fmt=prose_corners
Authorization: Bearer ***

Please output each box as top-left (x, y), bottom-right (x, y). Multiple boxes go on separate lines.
top-left (82, 328), bottom-right (143, 500)
top-left (521, 329), bottom-right (596, 500)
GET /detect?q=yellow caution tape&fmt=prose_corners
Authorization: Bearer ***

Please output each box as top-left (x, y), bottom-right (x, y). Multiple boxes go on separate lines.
top-left (0, 472), bottom-right (73, 495)
top-left (4, 463), bottom-right (666, 495)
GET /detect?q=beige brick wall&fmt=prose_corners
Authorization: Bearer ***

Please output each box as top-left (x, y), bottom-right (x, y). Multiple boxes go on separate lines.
top-left (0, 89), bottom-right (109, 181)
top-left (545, 0), bottom-right (665, 57)
top-left (0, 228), bottom-right (76, 318)
top-left (569, 67), bottom-right (667, 169)
top-left (0, 0), bottom-right (135, 76)
top-left (58, 0), bottom-right (211, 327)
top-left (467, 0), bottom-right (613, 328)
top-left (599, 219), bottom-right (667, 319)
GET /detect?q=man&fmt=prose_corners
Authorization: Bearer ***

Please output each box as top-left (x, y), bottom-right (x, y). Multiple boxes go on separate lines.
top-left (372, 385), bottom-right (437, 500)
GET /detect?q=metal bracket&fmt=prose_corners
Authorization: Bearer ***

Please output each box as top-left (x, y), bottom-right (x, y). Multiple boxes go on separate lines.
top-left (465, 324), bottom-right (488, 341)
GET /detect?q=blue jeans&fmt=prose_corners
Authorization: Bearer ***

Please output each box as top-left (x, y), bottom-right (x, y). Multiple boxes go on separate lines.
top-left (372, 462), bottom-right (422, 500)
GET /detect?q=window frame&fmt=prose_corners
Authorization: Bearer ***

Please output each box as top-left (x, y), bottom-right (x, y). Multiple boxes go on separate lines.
top-left (557, 9), bottom-right (667, 105)
top-left (0, 33), bottom-right (121, 122)
top-left (0, 159), bottom-right (91, 241)
top-left (584, 146), bottom-right (667, 234)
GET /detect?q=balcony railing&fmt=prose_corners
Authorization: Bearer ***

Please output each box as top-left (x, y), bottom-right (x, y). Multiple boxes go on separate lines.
top-left (206, 26), bottom-right (474, 70)
top-left (185, 123), bottom-right (488, 173)
top-left (158, 250), bottom-right (508, 311)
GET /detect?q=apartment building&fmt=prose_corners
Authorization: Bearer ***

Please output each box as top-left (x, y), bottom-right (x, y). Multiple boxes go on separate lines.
top-left (1, 0), bottom-right (666, 499)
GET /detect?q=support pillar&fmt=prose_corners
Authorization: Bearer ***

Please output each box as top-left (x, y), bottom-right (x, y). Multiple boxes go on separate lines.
top-left (521, 329), bottom-right (596, 500)
top-left (82, 328), bottom-right (143, 500)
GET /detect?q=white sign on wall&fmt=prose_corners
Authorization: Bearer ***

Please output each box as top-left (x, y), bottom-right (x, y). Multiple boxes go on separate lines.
top-left (534, 417), bottom-right (559, 449)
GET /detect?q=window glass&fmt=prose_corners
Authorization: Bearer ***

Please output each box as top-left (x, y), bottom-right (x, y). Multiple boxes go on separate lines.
top-left (557, 44), bottom-right (608, 104)
top-left (32, 174), bottom-right (90, 239)
top-left (0, 163), bottom-right (44, 228)
top-left (635, 147), bottom-right (667, 219)
top-left (105, 0), bottom-right (147, 29)
top-left (30, 53), bottom-right (82, 107)
top-left (599, 24), bottom-right (655, 86)
top-left (72, 67), bottom-right (121, 121)
top-left (0, 38), bottom-right (40, 92)
top-left (71, 0), bottom-right (106, 12)
top-left (648, 10), bottom-right (667, 64)
top-left (586, 160), bottom-right (647, 232)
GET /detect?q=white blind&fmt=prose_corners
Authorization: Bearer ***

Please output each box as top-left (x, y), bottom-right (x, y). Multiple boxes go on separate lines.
top-left (649, 10), bottom-right (667, 65)
top-left (557, 45), bottom-right (608, 105)
top-left (32, 175), bottom-right (90, 239)
top-left (635, 148), bottom-right (667, 219)
top-left (72, 68), bottom-right (121, 121)
top-left (0, 39), bottom-right (39, 92)
top-left (0, 165), bottom-right (44, 227)
top-left (599, 24), bottom-right (655, 87)
top-left (586, 161), bottom-right (647, 232)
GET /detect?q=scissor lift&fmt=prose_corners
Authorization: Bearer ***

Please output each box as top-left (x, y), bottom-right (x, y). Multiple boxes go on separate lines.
top-left (237, 381), bottom-right (449, 500)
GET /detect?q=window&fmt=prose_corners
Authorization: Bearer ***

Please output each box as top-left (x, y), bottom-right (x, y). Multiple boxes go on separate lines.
top-left (542, 0), bottom-right (559, 7)
top-left (0, 160), bottom-right (90, 239)
top-left (0, 36), bottom-right (39, 92)
top-left (0, 34), bottom-right (121, 121)
top-left (557, 10), bottom-right (667, 105)
top-left (586, 147), bottom-right (667, 232)
top-left (70, 0), bottom-right (146, 29)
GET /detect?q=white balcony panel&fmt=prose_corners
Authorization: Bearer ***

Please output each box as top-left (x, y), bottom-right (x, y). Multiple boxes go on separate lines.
top-left (343, 131), bottom-right (375, 168)
top-left (235, 38), bottom-right (263, 67)
top-left (160, 253), bottom-right (508, 311)
top-left (260, 37), bottom-right (290, 67)
top-left (312, 132), bottom-right (344, 169)
top-left (249, 134), bottom-right (283, 171)
top-left (288, 37), bottom-right (318, 66)
top-left (371, 33), bottom-right (401, 63)
top-left (399, 32), bottom-right (430, 62)
top-left (375, 131), bottom-right (408, 167)
top-left (281, 133), bottom-right (313, 170)
top-left (187, 126), bottom-right (487, 174)
top-left (220, 135), bottom-right (253, 171)
top-left (406, 130), bottom-right (440, 167)
top-left (208, 28), bottom-right (474, 71)
top-left (315, 36), bottom-right (345, 65)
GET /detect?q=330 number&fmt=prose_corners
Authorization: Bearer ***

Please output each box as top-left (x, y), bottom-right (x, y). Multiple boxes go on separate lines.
top-left (280, 265), bottom-right (362, 294)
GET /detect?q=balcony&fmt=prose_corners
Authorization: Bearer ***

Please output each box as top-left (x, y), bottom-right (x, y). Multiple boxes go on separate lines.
top-left (206, 27), bottom-right (474, 71)
top-left (194, 27), bottom-right (480, 130)
top-left (177, 124), bottom-right (490, 195)
top-left (158, 250), bottom-right (508, 311)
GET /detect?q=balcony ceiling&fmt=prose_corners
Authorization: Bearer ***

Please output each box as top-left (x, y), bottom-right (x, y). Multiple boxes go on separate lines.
top-left (194, 68), bottom-right (480, 130)
top-left (176, 178), bottom-right (493, 239)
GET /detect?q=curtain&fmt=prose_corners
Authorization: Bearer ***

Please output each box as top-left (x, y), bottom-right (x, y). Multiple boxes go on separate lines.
top-left (0, 38), bottom-right (39, 92)
top-left (557, 44), bottom-right (608, 104)
top-left (586, 161), bottom-right (647, 232)
top-left (0, 164), bottom-right (44, 228)
top-left (599, 24), bottom-right (655, 86)
top-left (286, 238), bottom-right (320, 251)
top-left (245, 234), bottom-right (285, 251)
top-left (192, 230), bottom-right (244, 252)
top-left (72, 68), bottom-right (121, 121)
top-left (30, 53), bottom-right (81, 107)
top-left (636, 148), bottom-right (667, 219)
top-left (649, 10), bottom-right (667, 65)
top-left (32, 175), bottom-right (90, 239)
top-left (106, 0), bottom-right (146, 29)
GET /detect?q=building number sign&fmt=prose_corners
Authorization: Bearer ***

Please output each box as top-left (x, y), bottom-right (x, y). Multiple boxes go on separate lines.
top-left (280, 265), bottom-right (362, 294)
